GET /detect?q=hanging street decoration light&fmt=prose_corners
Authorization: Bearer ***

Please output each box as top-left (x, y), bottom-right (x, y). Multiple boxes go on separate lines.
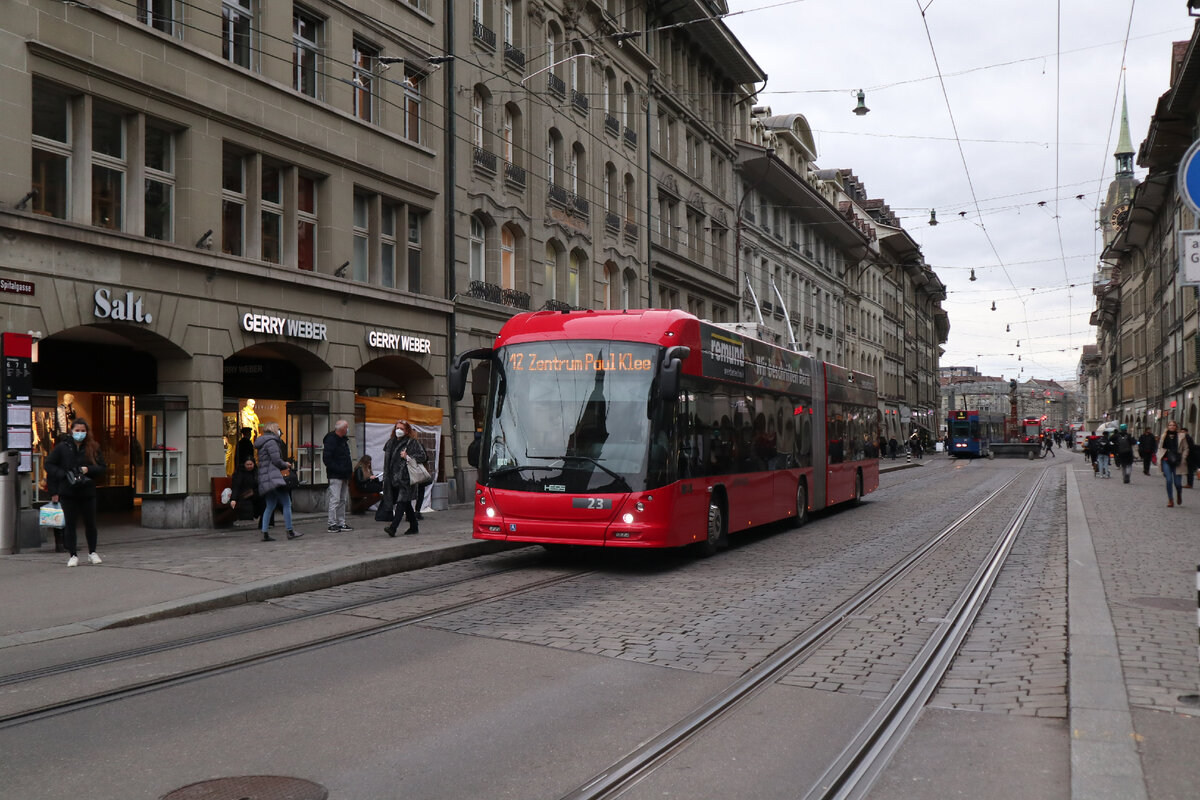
top-left (852, 89), bottom-right (870, 116)
top-left (928, 209), bottom-right (938, 226)
top-left (969, 268), bottom-right (976, 281)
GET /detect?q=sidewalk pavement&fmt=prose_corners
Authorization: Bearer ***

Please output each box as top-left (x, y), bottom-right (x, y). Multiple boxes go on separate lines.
top-left (0, 504), bottom-right (511, 649)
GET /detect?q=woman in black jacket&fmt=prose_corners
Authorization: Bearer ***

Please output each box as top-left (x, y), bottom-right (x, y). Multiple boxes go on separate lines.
top-left (382, 420), bottom-right (427, 536)
top-left (44, 417), bottom-right (107, 567)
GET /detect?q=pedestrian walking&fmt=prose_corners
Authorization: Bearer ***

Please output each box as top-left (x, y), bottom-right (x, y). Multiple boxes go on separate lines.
top-left (1042, 433), bottom-right (1056, 458)
top-left (1138, 427), bottom-right (1157, 475)
top-left (322, 419), bottom-right (353, 532)
top-left (1184, 427), bottom-right (1198, 489)
top-left (382, 419), bottom-right (427, 536)
top-left (1112, 424), bottom-right (1136, 483)
top-left (888, 436), bottom-right (898, 460)
top-left (1096, 431), bottom-right (1112, 478)
top-left (1159, 420), bottom-right (1188, 507)
top-left (255, 421), bottom-right (302, 541)
top-left (44, 417), bottom-right (106, 567)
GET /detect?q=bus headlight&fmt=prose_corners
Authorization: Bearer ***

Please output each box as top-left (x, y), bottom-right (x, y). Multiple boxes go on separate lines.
top-left (635, 502), bottom-right (645, 512)
top-left (622, 512), bottom-right (635, 524)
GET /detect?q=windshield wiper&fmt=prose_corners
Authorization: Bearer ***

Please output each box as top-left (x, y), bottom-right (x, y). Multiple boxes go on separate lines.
top-left (560, 455), bottom-right (631, 490)
top-left (488, 464), bottom-right (544, 479)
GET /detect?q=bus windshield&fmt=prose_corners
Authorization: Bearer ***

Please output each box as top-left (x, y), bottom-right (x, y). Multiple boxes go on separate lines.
top-left (481, 340), bottom-right (661, 493)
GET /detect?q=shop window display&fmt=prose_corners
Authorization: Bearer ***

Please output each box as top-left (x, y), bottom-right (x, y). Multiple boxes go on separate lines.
top-left (31, 391), bottom-right (140, 507)
top-left (223, 398), bottom-right (286, 475)
top-left (135, 395), bottom-right (188, 495)
top-left (287, 401), bottom-right (329, 486)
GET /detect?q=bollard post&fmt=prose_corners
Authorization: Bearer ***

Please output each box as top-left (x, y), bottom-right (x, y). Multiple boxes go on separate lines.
top-left (1183, 565), bottom-right (1200, 706)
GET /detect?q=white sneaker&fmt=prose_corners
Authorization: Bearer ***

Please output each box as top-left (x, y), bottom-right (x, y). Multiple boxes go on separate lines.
top-left (88, 552), bottom-right (102, 565)
top-left (67, 556), bottom-right (79, 567)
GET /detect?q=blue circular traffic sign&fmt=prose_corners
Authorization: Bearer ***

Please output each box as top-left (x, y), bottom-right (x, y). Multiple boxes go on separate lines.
top-left (1179, 139), bottom-right (1200, 215)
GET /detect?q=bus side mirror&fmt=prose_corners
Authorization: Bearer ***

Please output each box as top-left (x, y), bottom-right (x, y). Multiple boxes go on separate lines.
top-left (657, 346), bottom-right (691, 400)
top-left (449, 348), bottom-right (494, 402)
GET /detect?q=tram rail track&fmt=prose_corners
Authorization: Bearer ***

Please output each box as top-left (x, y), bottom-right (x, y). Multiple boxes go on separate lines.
top-left (0, 558), bottom-right (593, 730)
top-left (560, 466), bottom-right (1049, 800)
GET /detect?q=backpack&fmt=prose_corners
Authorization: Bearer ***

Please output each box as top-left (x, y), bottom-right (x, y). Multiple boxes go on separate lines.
top-left (1116, 434), bottom-right (1132, 455)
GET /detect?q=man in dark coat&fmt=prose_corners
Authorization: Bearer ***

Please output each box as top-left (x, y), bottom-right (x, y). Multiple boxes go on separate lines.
top-left (322, 419), bottom-right (353, 533)
top-left (1137, 428), bottom-right (1158, 475)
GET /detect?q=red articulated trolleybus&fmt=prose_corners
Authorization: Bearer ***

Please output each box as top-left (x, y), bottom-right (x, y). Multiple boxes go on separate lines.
top-left (449, 309), bottom-right (880, 555)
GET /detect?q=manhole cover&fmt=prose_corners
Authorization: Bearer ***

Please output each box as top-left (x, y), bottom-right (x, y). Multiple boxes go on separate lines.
top-left (161, 775), bottom-right (328, 800)
top-left (1128, 596), bottom-right (1194, 613)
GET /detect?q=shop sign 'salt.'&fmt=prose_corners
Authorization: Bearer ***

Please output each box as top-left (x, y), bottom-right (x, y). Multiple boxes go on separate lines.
top-left (94, 288), bottom-right (152, 323)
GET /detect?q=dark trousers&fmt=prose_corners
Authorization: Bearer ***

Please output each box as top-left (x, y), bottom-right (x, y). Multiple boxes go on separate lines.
top-left (414, 482), bottom-right (426, 517)
top-left (61, 493), bottom-right (99, 556)
top-left (1141, 454), bottom-right (1153, 475)
top-left (387, 485), bottom-right (419, 531)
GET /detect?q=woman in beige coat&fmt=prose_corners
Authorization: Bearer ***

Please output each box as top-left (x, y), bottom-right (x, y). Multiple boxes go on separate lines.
top-left (1158, 419), bottom-right (1189, 508)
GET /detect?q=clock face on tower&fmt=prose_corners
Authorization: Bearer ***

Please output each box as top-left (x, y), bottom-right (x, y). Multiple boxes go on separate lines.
top-left (1109, 203), bottom-right (1130, 230)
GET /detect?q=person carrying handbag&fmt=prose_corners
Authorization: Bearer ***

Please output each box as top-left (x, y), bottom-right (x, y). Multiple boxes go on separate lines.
top-left (382, 420), bottom-right (427, 536)
top-left (254, 422), bottom-right (302, 541)
top-left (44, 418), bottom-right (107, 567)
top-left (1158, 419), bottom-right (1188, 508)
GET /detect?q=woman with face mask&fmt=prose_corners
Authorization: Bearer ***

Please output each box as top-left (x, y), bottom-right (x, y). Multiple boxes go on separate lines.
top-left (382, 419), bottom-right (427, 536)
top-left (45, 417), bottom-right (107, 567)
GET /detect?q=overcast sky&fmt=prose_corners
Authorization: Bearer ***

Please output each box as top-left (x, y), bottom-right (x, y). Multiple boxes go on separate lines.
top-left (724, 0), bottom-right (1194, 383)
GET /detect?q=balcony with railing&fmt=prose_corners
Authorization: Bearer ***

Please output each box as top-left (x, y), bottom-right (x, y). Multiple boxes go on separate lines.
top-left (547, 73), bottom-right (566, 99)
top-left (571, 193), bottom-right (589, 220)
top-left (473, 147), bottom-right (498, 175)
top-left (466, 280), bottom-right (531, 310)
top-left (543, 298), bottom-right (574, 312)
top-left (604, 114), bottom-right (620, 136)
top-left (548, 183), bottom-right (569, 209)
top-left (623, 126), bottom-right (637, 147)
top-left (624, 219), bottom-right (638, 243)
top-left (473, 20), bottom-right (496, 50)
top-left (504, 161), bottom-right (526, 190)
top-left (504, 42), bottom-right (525, 69)
top-left (605, 211), bottom-right (621, 233)
top-left (571, 90), bottom-right (589, 113)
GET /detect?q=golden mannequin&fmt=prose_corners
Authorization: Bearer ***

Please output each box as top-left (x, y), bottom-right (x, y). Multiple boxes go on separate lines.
top-left (240, 398), bottom-right (260, 439)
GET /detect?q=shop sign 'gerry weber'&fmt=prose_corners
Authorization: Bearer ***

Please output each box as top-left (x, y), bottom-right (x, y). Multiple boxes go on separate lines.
top-left (93, 288), bottom-right (152, 323)
top-left (365, 329), bottom-right (432, 354)
top-left (241, 313), bottom-right (327, 341)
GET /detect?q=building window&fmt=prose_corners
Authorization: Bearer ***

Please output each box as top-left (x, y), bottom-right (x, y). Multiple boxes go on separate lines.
top-left (222, 0), bottom-right (253, 69)
top-left (472, 90), bottom-right (485, 148)
top-left (501, 227), bottom-right (516, 290)
top-left (602, 262), bottom-right (616, 309)
top-left (502, 106), bottom-right (514, 162)
top-left (138, 0), bottom-right (175, 35)
top-left (503, 0), bottom-right (514, 46)
top-left (403, 71), bottom-right (422, 142)
top-left (352, 194), bottom-right (369, 282)
top-left (31, 84), bottom-right (70, 219)
top-left (380, 204), bottom-right (397, 288)
top-left (407, 211), bottom-right (423, 293)
top-left (622, 270), bottom-right (634, 310)
top-left (260, 163), bottom-right (282, 263)
top-left (352, 39), bottom-right (377, 122)
top-left (469, 216), bottom-right (486, 282)
top-left (293, 9), bottom-right (321, 98)
top-left (221, 149), bottom-right (245, 256)
top-left (545, 242), bottom-right (559, 301)
top-left (297, 175), bottom-right (317, 271)
top-left (568, 250), bottom-right (582, 306)
top-left (92, 105), bottom-right (126, 231)
top-left (144, 125), bottom-right (174, 241)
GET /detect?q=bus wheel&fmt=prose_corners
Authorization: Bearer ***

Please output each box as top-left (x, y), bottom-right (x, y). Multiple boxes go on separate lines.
top-left (791, 482), bottom-right (808, 528)
top-left (697, 499), bottom-right (727, 557)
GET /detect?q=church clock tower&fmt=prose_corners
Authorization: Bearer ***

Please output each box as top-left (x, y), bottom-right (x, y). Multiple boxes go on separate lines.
top-left (1100, 90), bottom-right (1138, 248)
